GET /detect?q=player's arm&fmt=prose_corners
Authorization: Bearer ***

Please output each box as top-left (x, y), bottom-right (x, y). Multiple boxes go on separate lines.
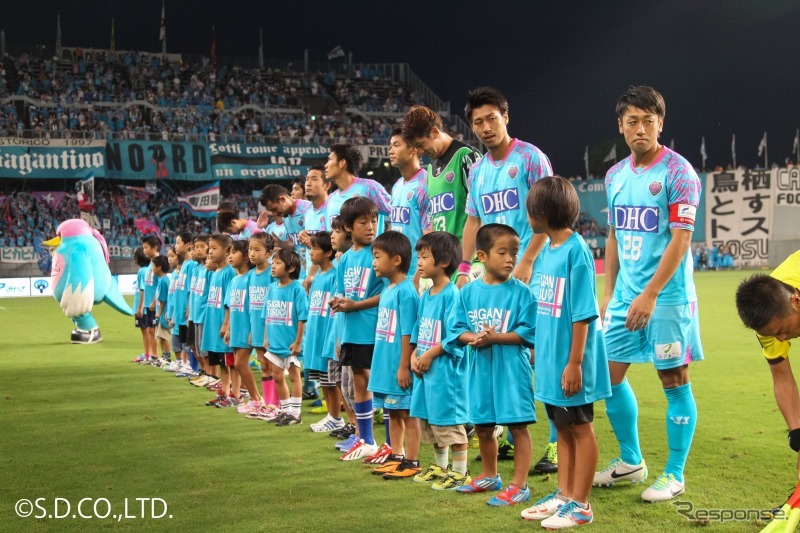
top-left (303, 264), bottom-right (319, 292)
top-left (397, 334), bottom-right (413, 389)
top-left (625, 227), bottom-right (692, 331)
top-left (770, 358), bottom-right (800, 432)
top-left (290, 321), bottom-right (306, 356)
top-left (514, 233), bottom-right (547, 284)
top-left (602, 226), bottom-right (620, 320)
top-left (137, 288), bottom-right (145, 316)
top-left (563, 320), bottom-right (589, 397)
top-left (458, 215), bottom-right (481, 288)
top-left (338, 293), bottom-right (381, 313)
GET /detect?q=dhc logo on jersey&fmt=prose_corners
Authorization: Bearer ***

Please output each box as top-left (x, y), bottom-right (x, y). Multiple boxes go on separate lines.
top-left (391, 206), bottom-right (411, 225)
top-left (287, 233), bottom-right (301, 246)
top-left (481, 188), bottom-right (519, 215)
top-left (614, 206), bottom-right (659, 233)
top-left (430, 192), bottom-right (455, 214)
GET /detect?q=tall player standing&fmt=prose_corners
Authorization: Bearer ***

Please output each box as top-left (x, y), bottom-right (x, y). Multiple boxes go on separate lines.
top-left (593, 86), bottom-right (703, 502)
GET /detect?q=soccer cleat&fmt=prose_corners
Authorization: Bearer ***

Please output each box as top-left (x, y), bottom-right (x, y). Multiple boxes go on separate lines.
top-left (593, 458), bottom-right (648, 486)
top-left (370, 454), bottom-right (404, 475)
top-left (340, 440), bottom-right (379, 461)
top-left (310, 401), bottom-right (329, 414)
top-left (362, 443), bottom-right (392, 465)
top-left (373, 408), bottom-right (384, 425)
top-left (302, 389), bottom-right (319, 400)
top-left (275, 414), bottom-right (302, 426)
top-left (432, 470), bottom-right (472, 491)
top-left (263, 409), bottom-right (284, 423)
top-left (533, 442), bottom-right (559, 474)
top-left (540, 501), bottom-right (593, 529)
top-left (641, 473), bottom-right (685, 502)
top-left (310, 398), bottom-right (324, 407)
top-left (414, 464), bottom-right (450, 483)
top-left (71, 328), bottom-right (102, 344)
top-left (487, 483), bottom-right (531, 506)
top-left (205, 395), bottom-right (225, 407)
top-left (330, 423), bottom-right (356, 439)
top-left (335, 433), bottom-right (360, 452)
top-left (456, 473), bottom-right (503, 494)
top-left (382, 459), bottom-right (421, 480)
top-left (521, 489), bottom-right (564, 520)
top-left (310, 415), bottom-right (345, 433)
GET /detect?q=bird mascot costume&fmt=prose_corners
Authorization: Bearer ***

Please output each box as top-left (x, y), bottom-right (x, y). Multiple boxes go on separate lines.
top-left (43, 219), bottom-right (134, 344)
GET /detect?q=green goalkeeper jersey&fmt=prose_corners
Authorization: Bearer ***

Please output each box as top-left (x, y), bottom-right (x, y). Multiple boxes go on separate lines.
top-left (427, 139), bottom-right (481, 241)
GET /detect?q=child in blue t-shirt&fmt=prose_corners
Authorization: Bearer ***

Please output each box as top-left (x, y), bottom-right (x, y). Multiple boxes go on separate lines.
top-left (132, 246), bottom-right (150, 361)
top-left (135, 235), bottom-right (161, 363)
top-left (329, 197), bottom-right (387, 461)
top-left (409, 232), bottom-right (471, 490)
top-left (366, 231), bottom-right (420, 478)
top-left (446, 223), bottom-right (537, 507)
top-left (187, 235), bottom-right (212, 384)
top-left (155, 252), bottom-right (174, 363)
top-left (262, 248), bottom-right (308, 426)
top-left (520, 177), bottom-right (610, 528)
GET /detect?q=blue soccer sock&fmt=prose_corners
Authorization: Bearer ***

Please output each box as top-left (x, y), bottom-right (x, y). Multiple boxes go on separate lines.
top-left (605, 379), bottom-right (642, 465)
top-left (385, 416), bottom-right (391, 447)
top-left (664, 383), bottom-right (697, 483)
top-left (188, 348), bottom-right (199, 371)
top-left (548, 419), bottom-right (557, 444)
top-left (355, 399), bottom-right (374, 445)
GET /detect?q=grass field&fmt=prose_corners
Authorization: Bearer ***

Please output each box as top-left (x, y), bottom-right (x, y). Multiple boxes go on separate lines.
top-left (0, 269), bottom-right (793, 532)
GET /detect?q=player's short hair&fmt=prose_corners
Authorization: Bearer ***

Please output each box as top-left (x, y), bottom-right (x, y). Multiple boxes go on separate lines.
top-left (736, 275), bottom-right (797, 330)
top-left (292, 176), bottom-right (305, 189)
top-left (142, 235), bottom-right (161, 248)
top-left (216, 207), bottom-right (237, 233)
top-left (391, 126), bottom-right (405, 140)
top-left (616, 85), bottom-right (666, 119)
top-left (373, 231), bottom-right (411, 274)
top-left (465, 86), bottom-right (509, 123)
top-left (275, 248), bottom-right (302, 280)
top-left (310, 231), bottom-right (334, 258)
top-left (151, 255), bottom-right (170, 273)
top-left (476, 223), bottom-right (519, 253)
top-left (176, 231), bottom-right (193, 247)
top-left (193, 234), bottom-right (210, 245)
top-left (526, 176), bottom-right (580, 230)
top-left (249, 231), bottom-right (274, 251)
top-left (339, 196), bottom-right (378, 230)
top-left (307, 164), bottom-right (334, 193)
top-left (209, 233), bottom-right (233, 251)
top-left (330, 144), bottom-right (362, 174)
top-left (133, 246), bottom-right (150, 267)
top-left (416, 232), bottom-right (462, 277)
top-left (260, 184), bottom-right (290, 207)
top-left (401, 105), bottom-right (443, 142)
top-left (308, 164), bottom-right (326, 174)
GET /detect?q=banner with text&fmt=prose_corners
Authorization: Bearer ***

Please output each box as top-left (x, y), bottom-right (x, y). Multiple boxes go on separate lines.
top-left (0, 247), bottom-right (38, 263)
top-left (104, 140), bottom-right (211, 181)
top-left (209, 142), bottom-right (329, 180)
top-left (0, 138), bottom-right (106, 178)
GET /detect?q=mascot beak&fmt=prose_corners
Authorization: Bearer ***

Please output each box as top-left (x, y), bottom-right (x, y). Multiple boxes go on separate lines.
top-left (44, 236), bottom-right (62, 247)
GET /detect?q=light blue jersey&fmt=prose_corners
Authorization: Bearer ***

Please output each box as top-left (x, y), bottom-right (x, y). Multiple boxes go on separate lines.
top-left (174, 260), bottom-right (195, 327)
top-left (166, 270), bottom-right (178, 333)
top-left (156, 274), bottom-right (171, 329)
top-left (445, 277), bottom-right (537, 425)
top-left (303, 200), bottom-right (328, 273)
top-left (605, 147), bottom-right (700, 305)
top-left (283, 199), bottom-right (313, 278)
top-left (266, 221), bottom-right (287, 241)
top-left (201, 265), bottom-right (235, 353)
top-left (134, 265), bottom-right (147, 312)
top-left (369, 280), bottom-right (419, 397)
top-left (236, 220), bottom-right (260, 241)
top-left (247, 268), bottom-right (273, 349)
top-left (189, 265), bottom-right (212, 324)
top-left (410, 283), bottom-right (469, 426)
top-left (143, 263), bottom-right (157, 308)
top-left (390, 169), bottom-right (430, 275)
top-left (336, 246), bottom-right (387, 345)
top-left (322, 258), bottom-right (343, 360)
top-left (263, 280), bottom-right (308, 357)
top-left (304, 268), bottom-right (337, 372)
top-left (325, 177), bottom-right (392, 229)
top-left (535, 233), bottom-right (611, 407)
top-left (226, 271), bottom-right (252, 349)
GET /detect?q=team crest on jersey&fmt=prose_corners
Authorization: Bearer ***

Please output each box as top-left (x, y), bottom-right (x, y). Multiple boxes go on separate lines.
top-left (444, 171), bottom-right (455, 183)
top-left (406, 190), bottom-right (414, 201)
top-left (649, 181), bottom-right (663, 196)
top-left (508, 166), bottom-right (519, 179)
top-left (538, 274), bottom-right (565, 318)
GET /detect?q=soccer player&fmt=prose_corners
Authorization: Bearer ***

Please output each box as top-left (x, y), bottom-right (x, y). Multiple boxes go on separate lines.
top-left (388, 127), bottom-right (430, 288)
top-left (735, 251), bottom-right (800, 479)
top-left (299, 165), bottom-right (333, 290)
top-left (521, 177), bottom-right (610, 528)
top-left (409, 232), bottom-right (472, 490)
top-left (367, 231), bottom-right (421, 479)
top-left (290, 176), bottom-right (307, 200)
top-left (265, 213), bottom-right (288, 242)
top-left (324, 144), bottom-right (391, 229)
top-left (259, 183), bottom-right (313, 271)
top-left (594, 86), bottom-right (703, 502)
top-left (446, 224), bottom-right (537, 506)
top-left (329, 197), bottom-right (387, 461)
top-left (400, 105), bottom-right (481, 242)
top-left (217, 201), bottom-right (260, 240)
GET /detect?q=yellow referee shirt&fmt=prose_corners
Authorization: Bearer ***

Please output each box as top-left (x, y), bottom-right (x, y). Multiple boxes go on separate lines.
top-left (760, 250), bottom-right (800, 361)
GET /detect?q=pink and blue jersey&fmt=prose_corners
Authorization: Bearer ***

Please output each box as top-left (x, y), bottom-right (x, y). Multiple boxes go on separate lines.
top-left (304, 268), bottom-right (337, 372)
top-left (247, 268), bottom-right (273, 349)
top-left (605, 147), bottom-right (700, 305)
top-left (234, 219), bottom-right (260, 241)
top-left (391, 169), bottom-right (430, 274)
top-left (225, 271), bottom-right (252, 349)
top-left (266, 220), bottom-right (287, 241)
top-left (303, 200), bottom-right (329, 272)
top-left (369, 280), bottom-right (419, 397)
top-left (201, 265), bottom-right (235, 353)
top-left (325, 177), bottom-right (392, 229)
top-left (336, 246), bottom-right (387, 345)
top-left (535, 233), bottom-right (611, 407)
top-left (284, 199), bottom-right (313, 277)
top-left (262, 280), bottom-right (308, 358)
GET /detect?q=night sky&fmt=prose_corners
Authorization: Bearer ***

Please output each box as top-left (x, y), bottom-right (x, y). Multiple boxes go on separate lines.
top-left (3, 0), bottom-right (799, 176)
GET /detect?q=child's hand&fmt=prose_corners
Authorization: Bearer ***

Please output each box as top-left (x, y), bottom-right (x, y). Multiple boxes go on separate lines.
top-left (335, 342), bottom-right (341, 361)
top-left (417, 350), bottom-right (434, 373)
top-left (289, 340), bottom-right (301, 357)
top-left (328, 296), bottom-right (341, 311)
top-left (562, 362), bottom-right (582, 397)
top-left (397, 366), bottom-right (411, 390)
top-left (469, 323), bottom-right (496, 348)
top-left (168, 319), bottom-right (174, 328)
top-left (336, 297), bottom-right (356, 313)
top-left (220, 326), bottom-right (226, 340)
top-left (410, 356), bottom-right (422, 378)
top-left (136, 308), bottom-right (143, 319)
top-left (149, 304), bottom-right (155, 312)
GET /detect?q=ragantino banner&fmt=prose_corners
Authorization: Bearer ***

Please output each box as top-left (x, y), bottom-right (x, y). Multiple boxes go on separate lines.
top-left (0, 138), bottom-right (106, 178)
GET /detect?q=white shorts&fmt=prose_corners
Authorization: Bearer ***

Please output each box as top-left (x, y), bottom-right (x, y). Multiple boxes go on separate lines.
top-left (266, 351), bottom-right (302, 370)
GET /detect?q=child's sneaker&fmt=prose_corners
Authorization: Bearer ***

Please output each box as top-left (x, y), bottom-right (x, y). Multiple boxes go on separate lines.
top-left (205, 394), bottom-right (225, 407)
top-left (370, 454), bottom-right (404, 475)
top-left (456, 473), bottom-right (503, 494)
top-left (335, 433), bottom-right (359, 452)
top-left (533, 442), bottom-right (558, 474)
top-left (414, 464), bottom-right (450, 483)
top-left (382, 459), bottom-right (421, 480)
top-left (432, 470), bottom-right (472, 490)
top-left (540, 501), bottom-right (593, 529)
top-left (487, 483), bottom-right (530, 506)
top-left (131, 354), bottom-right (148, 363)
top-left (640, 472), bottom-right (685, 502)
top-left (237, 400), bottom-right (262, 415)
top-left (310, 400), bottom-right (328, 414)
top-left (362, 443), bottom-right (392, 465)
top-left (275, 413), bottom-right (302, 426)
top-left (521, 489), bottom-right (564, 520)
top-left (340, 440), bottom-right (379, 461)
top-left (593, 458), bottom-right (647, 486)
top-left (263, 408), bottom-right (284, 423)
top-left (248, 404), bottom-right (279, 420)
top-left (330, 423), bottom-right (356, 439)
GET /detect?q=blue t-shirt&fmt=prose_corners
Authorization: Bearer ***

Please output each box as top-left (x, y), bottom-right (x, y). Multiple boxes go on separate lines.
top-left (410, 283), bottom-right (469, 426)
top-left (263, 280), bottom-right (308, 357)
top-left (166, 271), bottom-right (178, 333)
top-left (535, 233), bottom-right (611, 407)
top-left (142, 262), bottom-right (157, 307)
top-left (189, 265), bottom-right (212, 324)
top-left (325, 177), bottom-right (392, 229)
top-left (173, 259), bottom-right (195, 327)
top-left (368, 279), bottom-right (419, 396)
top-left (445, 277), bottom-right (537, 425)
top-left (155, 274), bottom-right (170, 328)
top-left (336, 245), bottom-right (387, 345)
top-left (391, 169), bottom-right (430, 275)
top-left (201, 265), bottom-right (235, 353)
top-left (304, 267), bottom-right (337, 371)
top-left (226, 271), bottom-right (252, 349)
top-left (605, 147), bottom-right (700, 305)
top-left (134, 265), bottom-right (147, 312)
top-left (247, 268), bottom-right (273, 349)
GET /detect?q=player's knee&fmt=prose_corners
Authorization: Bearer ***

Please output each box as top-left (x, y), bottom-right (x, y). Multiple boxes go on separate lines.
top-left (657, 365), bottom-right (689, 388)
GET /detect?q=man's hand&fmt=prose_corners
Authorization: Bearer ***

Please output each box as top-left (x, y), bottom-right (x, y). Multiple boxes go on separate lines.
top-left (599, 294), bottom-right (612, 323)
top-left (298, 230), bottom-right (311, 247)
top-left (256, 211), bottom-right (270, 229)
top-left (625, 291), bottom-right (657, 331)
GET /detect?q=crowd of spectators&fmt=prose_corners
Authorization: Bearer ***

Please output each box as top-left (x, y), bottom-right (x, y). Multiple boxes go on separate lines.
top-left (692, 243), bottom-right (735, 271)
